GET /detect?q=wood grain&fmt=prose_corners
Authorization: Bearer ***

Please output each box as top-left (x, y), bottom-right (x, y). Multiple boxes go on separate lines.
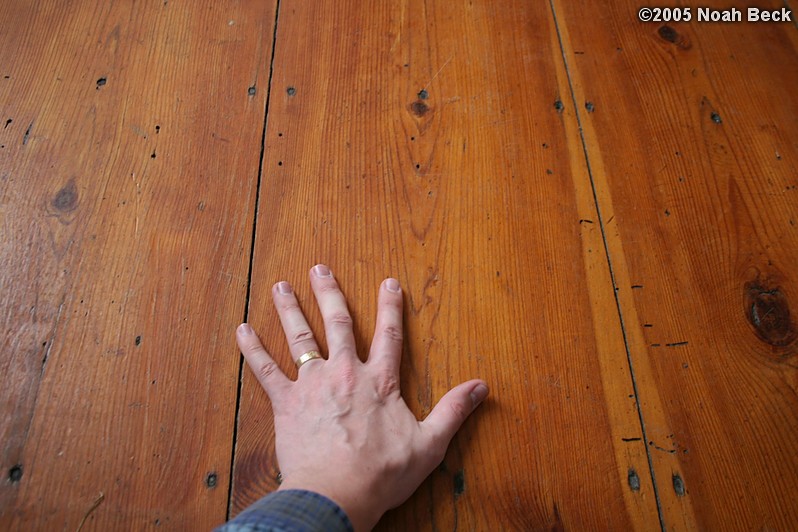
top-left (552, 0), bottom-right (798, 528)
top-left (4, 0), bottom-right (793, 529)
top-left (0, 1), bottom-right (275, 528)
top-left (233, 0), bottom-right (659, 528)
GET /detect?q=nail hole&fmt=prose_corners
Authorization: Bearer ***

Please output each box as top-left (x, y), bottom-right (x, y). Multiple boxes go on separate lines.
top-left (672, 474), bottom-right (686, 496)
top-left (286, 86), bottom-right (296, 96)
top-left (628, 469), bottom-right (640, 491)
top-left (9, 465), bottom-right (22, 483)
top-left (453, 469), bottom-right (465, 497)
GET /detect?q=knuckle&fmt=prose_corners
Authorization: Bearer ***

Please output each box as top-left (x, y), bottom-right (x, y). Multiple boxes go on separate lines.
top-left (449, 400), bottom-right (469, 422)
top-left (288, 328), bottom-right (314, 347)
top-left (336, 365), bottom-right (357, 392)
top-left (380, 324), bottom-right (403, 344)
top-left (375, 372), bottom-right (399, 399)
top-left (243, 343), bottom-right (264, 356)
top-left (328, 311), bottom-right (353, 327)
top-left (256, 361), bottom-right (280, 381)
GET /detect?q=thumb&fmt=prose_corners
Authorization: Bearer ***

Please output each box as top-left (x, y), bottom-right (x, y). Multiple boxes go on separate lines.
top-left (422, 380), bottom-right (489, 445)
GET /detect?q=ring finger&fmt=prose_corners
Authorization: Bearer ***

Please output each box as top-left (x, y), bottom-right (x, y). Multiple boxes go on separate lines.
top-left (272, 281), bottom-right (324, 369)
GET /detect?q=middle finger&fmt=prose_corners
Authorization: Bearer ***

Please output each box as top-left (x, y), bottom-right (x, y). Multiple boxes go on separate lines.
top-left (310, 264), bottom-right (357, 361)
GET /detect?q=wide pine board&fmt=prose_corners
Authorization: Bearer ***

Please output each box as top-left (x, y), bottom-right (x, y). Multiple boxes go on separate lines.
top-left (552, 0), bottom-right (798, 528)
top-left (0, 1), bottom-right (275, 528)
top-left (232, 0), bottom-right (659, 529)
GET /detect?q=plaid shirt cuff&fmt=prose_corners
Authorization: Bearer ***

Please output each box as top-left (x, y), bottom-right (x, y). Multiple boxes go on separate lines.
top-left (215, 489), bottom-right (354, 532)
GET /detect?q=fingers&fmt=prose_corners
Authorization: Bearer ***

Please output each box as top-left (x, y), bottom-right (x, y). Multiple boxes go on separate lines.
top-left (309, 264), bottom-right (357, 361)
top-left (272, 281), bottom-right (323, 370)
top-left (236, 323), bottom-right (291, 401)
top-left (421, 380), bottom-right (489, 447)
top-left (367, 278), bottom-right (404, 370)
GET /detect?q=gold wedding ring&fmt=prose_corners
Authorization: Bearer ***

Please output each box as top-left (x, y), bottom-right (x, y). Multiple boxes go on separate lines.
top-left (295, 350), bottom-right (322, 369)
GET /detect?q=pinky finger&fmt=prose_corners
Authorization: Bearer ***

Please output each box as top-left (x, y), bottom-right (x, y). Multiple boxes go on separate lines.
top-left (236, 323), bottom-right (291, 402)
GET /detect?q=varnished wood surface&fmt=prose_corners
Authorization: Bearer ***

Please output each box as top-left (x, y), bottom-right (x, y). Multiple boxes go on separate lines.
top-left (552, 0), bottom-right (798, 528)
top-left (0, 1), bottom-right (276, 529)
top-left (1, 0), bottom-right (796, 530)
top-left (232, 0), bottom-right (657, 529)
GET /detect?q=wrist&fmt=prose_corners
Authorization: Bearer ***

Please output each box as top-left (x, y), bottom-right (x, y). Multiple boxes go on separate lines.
top-left (278, 478), bottom-right (383, 531)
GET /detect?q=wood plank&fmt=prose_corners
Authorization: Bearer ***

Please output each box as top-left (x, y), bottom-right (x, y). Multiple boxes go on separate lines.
top-left (233, 0), bottom-right (660, 528)
top-left (551, 0), bottom-right (798, 528)
top-left (0, 1), bottom-right (275, 528)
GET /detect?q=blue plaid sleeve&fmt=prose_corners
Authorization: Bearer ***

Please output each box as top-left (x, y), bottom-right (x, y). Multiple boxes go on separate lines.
top-left (215, 489), bottom-right (354, 532)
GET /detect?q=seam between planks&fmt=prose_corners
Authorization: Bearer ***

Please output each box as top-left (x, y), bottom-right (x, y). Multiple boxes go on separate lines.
top-left (225, 0), bottom-right (283, 520)
top-left (546, 1), bottom-right (666, 530)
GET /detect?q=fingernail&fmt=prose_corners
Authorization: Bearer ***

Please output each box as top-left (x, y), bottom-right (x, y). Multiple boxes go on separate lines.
top-left (385, 278), bottom-right (401, 293)
top-left (313, 264), bottom-right (332, 278)
top-left (276, 281), bottom-right (292, 294)
top-left (238, 323), bottom-right (253, 336)
top-left (469, 383), bottom-right (489, 407)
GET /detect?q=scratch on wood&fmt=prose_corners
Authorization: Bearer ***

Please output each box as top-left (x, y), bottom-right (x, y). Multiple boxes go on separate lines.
top-left (422, 54), bottom-right (454, 92)
top-left (41, 298), bottom-right (67, 375)
top-left (132, 172), bottom-right (141, 238)
top-left (23, 121), bottom-right (33, 145)
top-left (648, 440), bottom-right (676, 454)
top-left (75, 492), bottom-right (105, 532)
top-left (665, 341), bottom-right (688, 347)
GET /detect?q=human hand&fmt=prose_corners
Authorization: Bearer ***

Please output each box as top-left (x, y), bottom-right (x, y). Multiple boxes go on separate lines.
top-left (236, 264), bottom-right (489, 531)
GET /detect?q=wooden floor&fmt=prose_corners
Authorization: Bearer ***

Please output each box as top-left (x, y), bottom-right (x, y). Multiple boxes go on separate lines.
top-left (1, 0), bottom-right (797, 530)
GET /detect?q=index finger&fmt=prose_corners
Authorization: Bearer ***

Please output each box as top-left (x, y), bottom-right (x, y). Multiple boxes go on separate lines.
top-left (236, 323), bottom-right (291, 402)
